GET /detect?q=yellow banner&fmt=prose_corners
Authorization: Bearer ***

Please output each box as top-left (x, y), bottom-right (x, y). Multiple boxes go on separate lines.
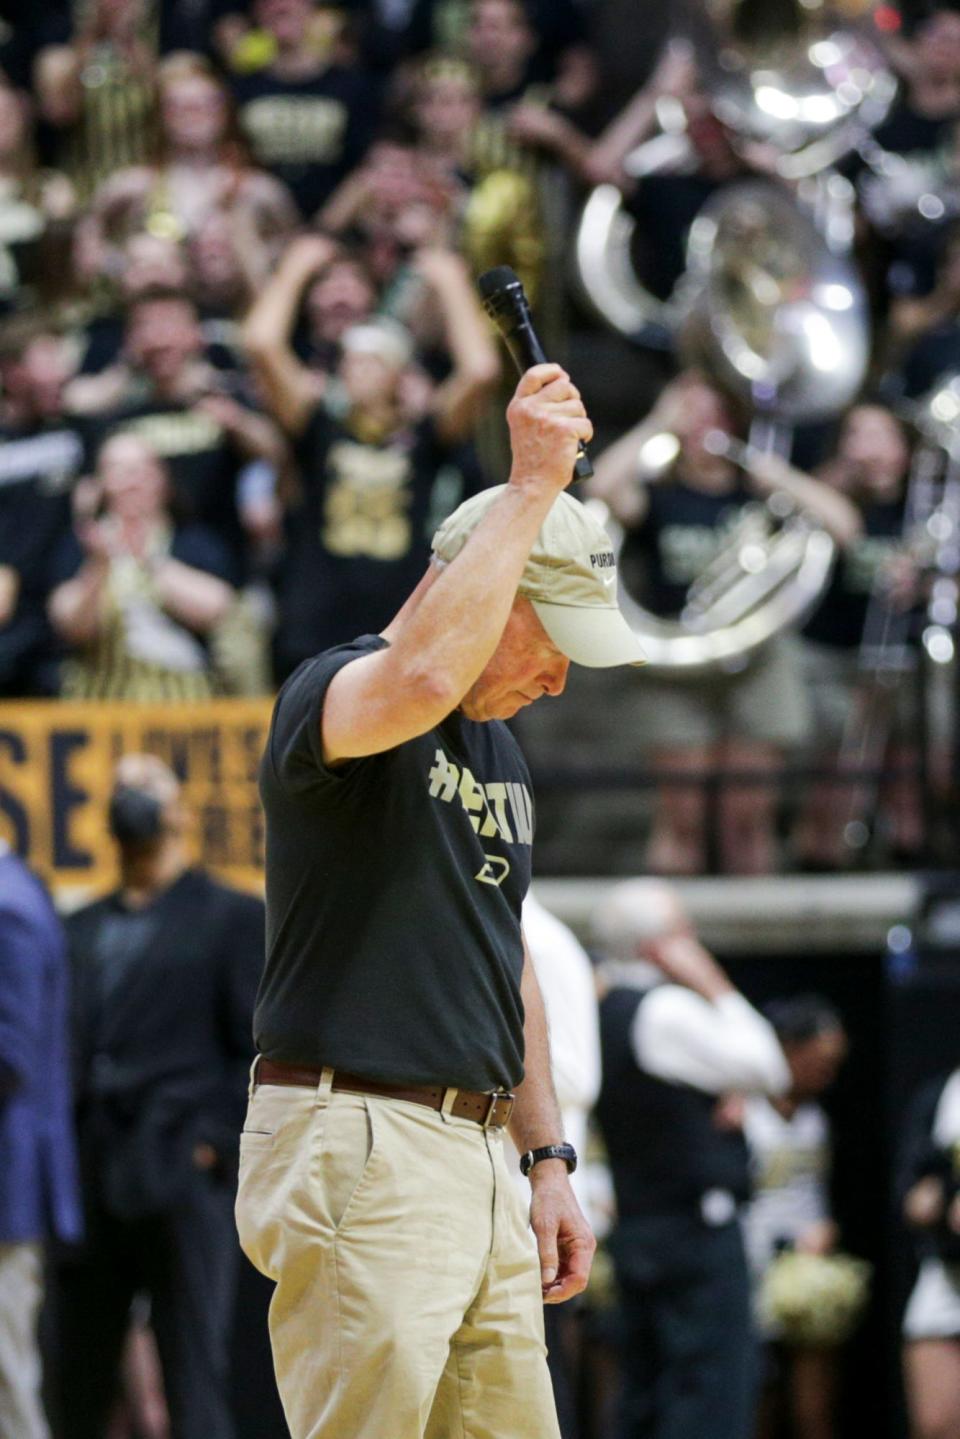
top-left (0, 700), bottom-right (273, 903)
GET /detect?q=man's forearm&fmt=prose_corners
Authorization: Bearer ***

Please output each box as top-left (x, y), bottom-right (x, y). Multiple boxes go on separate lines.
top-left (509, 943), bottom-right (565, 1155)
top-left (243, 250), bottom-right (311, 353)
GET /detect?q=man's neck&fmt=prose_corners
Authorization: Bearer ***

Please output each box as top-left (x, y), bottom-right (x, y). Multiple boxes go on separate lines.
top-left (118, 843), bottom-right (188, 909)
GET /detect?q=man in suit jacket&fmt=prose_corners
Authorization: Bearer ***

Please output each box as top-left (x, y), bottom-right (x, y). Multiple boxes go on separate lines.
top-left (58, 753), bottom-right (264, 1439)
top-left (0, 844), bottom-right (82, 1439)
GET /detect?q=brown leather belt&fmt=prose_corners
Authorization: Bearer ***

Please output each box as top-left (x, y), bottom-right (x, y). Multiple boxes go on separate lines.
top-left (254, 1057), bottom-right (515, 1130)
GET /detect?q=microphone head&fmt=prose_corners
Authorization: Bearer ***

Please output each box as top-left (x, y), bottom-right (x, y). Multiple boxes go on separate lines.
top-left (477, 266), bottom-right (523, 302)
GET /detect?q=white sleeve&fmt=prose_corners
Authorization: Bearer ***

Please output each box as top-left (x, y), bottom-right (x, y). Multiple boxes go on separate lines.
top-left (631, 986), bottom-right (790, 1096)
top-left (521, 895), bottom-right (601, 1114)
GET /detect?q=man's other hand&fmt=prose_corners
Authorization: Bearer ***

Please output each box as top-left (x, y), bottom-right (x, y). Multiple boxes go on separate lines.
top-left (528, 1161), bottom-right (596, 1303)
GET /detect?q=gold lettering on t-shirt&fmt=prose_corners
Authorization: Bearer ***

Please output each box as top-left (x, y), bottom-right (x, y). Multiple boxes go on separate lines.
top-left (240, 96), bottom-right (348, 165)
top-left (426, 749), bottom-right (532, 852)
top-left (475, 855), bottom-right (511, 887)
top-left (427, 749), bottom-right (460, 802)
top-left (124, 410), bottom-right (222, 458)
top-left (322, 441), bottom-right (413, 560)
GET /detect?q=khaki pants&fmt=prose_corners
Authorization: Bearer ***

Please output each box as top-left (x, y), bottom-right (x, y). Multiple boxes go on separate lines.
top-left (0, 1242), bottom-right (49, 1439)
top-left (235, 1072), bottom-right (561, 1439)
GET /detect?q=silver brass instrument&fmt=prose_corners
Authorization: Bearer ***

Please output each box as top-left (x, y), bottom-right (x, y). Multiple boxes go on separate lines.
top-left (575, 4), bottom-right (884, 673)
top-left (593, 429), bottom-right (836, 673)
top-left (677, 179), bottom-right (870, 422)
top-left (574, 4), bottom-right (894, 341)
top-left (587, 180), bottom-right (870, 673)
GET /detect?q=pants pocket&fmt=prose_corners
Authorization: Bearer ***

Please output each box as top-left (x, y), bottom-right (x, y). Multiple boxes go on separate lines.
top-left (314, 1096), bottom-right (382, 1235)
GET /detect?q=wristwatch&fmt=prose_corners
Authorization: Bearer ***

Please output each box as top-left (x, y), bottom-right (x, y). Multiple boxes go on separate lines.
top-left (519, 1143), bottom-right (578, 1177)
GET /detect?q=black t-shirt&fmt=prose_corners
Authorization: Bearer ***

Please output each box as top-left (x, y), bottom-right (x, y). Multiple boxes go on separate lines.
top-left (230, 66), bottom-right (381, 219)
top-left (0, 419), bottom-right (84, 695)
top-left (899, 322), bottom-right (960, 398)
top-left (873, 103), bottom-right (956, 158)
top-left (802, 497), bottom-right (907, 649)
top-left (0, 420), bottom-right (83, 573)
top-left (255, 635), bottom-right (535, 1090)
top-left (276, 408), bottom-right (483, 673)
top-left (621, 473), bottom-right (752, 619)
top-left (67, 868), bottom-right (264, 1193)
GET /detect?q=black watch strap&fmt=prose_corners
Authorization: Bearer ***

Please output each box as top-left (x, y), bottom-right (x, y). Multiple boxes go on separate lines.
top-left (519, 1143), bottom-right (578, 1177)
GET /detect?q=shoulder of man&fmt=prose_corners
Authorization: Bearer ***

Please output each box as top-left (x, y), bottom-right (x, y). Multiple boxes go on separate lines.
top-left (265, 634), bottom-right (390, 792)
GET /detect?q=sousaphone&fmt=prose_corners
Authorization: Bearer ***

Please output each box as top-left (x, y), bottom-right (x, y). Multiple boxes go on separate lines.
top-left (576, 6), bottom-right (881, 671)
top-left (589, 178), bottom-right (870, 672)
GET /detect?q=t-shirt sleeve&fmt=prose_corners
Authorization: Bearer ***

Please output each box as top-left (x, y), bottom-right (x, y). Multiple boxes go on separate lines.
top-left (267, 641), bottom-right (381, 794)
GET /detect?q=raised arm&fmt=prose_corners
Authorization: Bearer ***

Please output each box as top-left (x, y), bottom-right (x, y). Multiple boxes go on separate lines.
top-left (743, 450), bottom-right (863, 548)
top-left (413, 247), bottom-right (500, 445)
top-left (148, 556), bottom-right (234, 634)
top-left (241, 233), bottom-right (340, 437)
top-left (320, 364), bottom-right (592, 764)
top-left (48, 523), bottom-right (111, 647)
top-left (585, 41), bottom-right (697, 187)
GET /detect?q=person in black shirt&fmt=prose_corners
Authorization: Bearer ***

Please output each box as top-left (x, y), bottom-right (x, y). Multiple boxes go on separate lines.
top-left (229, 0), bottom-right (382, 220)
top-left (236, 364), bottom-right (646, 1439)
top-left (243, 230), bottom-right (499, 674)
top-left (792, 404), bottom-right (926, 868)
top-left (0, 325), bottom-right (83, 696)
top-left (66, 288), bottom-right (288, 580)
top-left (588, 371), bottom-right (860, 875)
top-left (591, 879), bottom-right (791, 1439)
top-left (59, 752), bottom-right (264, 1439)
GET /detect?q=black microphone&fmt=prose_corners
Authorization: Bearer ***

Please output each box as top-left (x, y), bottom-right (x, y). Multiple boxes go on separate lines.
top-left (477, 265), bottom-right (593, 480)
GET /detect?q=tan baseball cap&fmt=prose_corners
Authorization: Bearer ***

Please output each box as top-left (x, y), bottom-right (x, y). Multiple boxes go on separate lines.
top-left (431, 485), bottom-right (646, 668)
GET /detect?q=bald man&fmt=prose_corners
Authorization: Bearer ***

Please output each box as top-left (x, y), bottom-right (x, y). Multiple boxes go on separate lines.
top-left (591, 880), bottom-right (790, 1439)
top-left (58, 755), bottom-right (264, 1439)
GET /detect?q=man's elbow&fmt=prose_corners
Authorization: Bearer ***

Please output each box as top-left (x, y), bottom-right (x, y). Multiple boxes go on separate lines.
top-left (404, 665), bottom-right (464, 724)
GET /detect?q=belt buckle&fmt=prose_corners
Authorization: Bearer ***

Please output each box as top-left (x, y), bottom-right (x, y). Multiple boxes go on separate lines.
top-left (483, 1090), bottom-right (515, 1130)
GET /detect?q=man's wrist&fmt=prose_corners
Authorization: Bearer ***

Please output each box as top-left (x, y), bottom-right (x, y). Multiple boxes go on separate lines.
top-left (519, 1142), bottom-right (577, 1178)
top-left (527, 1157), bottom-right (573, 1185)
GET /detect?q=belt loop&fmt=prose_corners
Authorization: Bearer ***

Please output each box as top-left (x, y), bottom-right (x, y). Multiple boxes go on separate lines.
top-left (316, 1065), bottom-right (335, 1103)
top-left (248, 1055), bottom-right (261, 1100)
top-left (440, 1086), bottom-right (459, 1119)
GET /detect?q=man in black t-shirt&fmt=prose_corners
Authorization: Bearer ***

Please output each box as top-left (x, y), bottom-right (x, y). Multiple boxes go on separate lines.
top-left (236, 365), bottom-right (645, 1439)
top-left (67, 289), bottom-right (287, 582)
top-left (229, 0), bottom-right (382, 220)
top-left (60, 753), bottom-right (264, 1439)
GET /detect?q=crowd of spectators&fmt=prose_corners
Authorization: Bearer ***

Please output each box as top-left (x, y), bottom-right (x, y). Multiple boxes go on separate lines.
top-left (2, 9), bottom-right (959, 1437)
top-left (1, 0), bottom-right (960, 878)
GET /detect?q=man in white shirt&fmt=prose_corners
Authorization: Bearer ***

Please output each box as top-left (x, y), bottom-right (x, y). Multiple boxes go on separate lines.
top-left (513, 891), bottom-right (602, 1439)
top-left (591, 879), bottom-right (789, 1439)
